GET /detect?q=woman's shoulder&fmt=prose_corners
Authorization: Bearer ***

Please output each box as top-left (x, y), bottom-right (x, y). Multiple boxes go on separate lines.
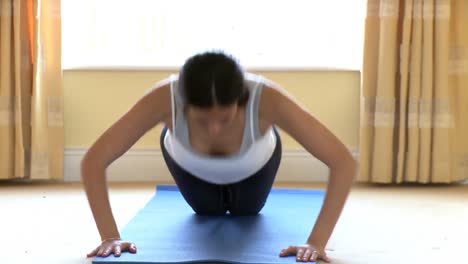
top-left (142, 77), bottom-right (173, 123)
top-left (244, 72), bottom-right (265, 88)
top-left (150, 76), bottom-right (172, 97)
top-left (256, 75), bottom-right (294, 126)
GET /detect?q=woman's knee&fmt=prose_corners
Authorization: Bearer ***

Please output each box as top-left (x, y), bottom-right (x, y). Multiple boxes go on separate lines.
top-left (228, 201), bottom-right (266, 216)
top-left (179, 186), bottom-right (228, 216)
top-left (192, 204), bottom-right (227, 216)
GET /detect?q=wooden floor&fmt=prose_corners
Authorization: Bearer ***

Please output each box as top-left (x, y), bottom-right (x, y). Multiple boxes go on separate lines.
top-left (0, 180), bottom-right (467, 264)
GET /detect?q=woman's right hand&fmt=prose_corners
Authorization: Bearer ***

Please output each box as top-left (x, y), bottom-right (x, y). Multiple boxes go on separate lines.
top-left (87, 239), bottom-right (137, 258)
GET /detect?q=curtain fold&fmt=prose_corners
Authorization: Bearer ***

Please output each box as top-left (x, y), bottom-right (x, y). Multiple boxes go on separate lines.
top-left (0, 0), bottom-right (63, 180)
top-left (359, 0), bottom-right (468, 183)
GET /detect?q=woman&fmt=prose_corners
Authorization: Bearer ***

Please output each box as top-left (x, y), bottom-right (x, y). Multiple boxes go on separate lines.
top-left (82, 51), bottom-right (357, 263)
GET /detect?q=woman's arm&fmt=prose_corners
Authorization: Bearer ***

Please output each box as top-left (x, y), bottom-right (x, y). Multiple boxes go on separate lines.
top-left (81, 80), bottom-right (171, 251)
top-left (260, 80), bottom-right (357, 259)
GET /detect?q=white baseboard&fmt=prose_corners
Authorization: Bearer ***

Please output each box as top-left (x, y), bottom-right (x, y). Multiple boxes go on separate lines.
top-left (65, 148), bottom-right (358, 182)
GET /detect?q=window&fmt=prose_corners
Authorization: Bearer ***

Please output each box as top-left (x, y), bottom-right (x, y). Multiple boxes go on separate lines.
top-left (62, 0), bottom-right (366, 70)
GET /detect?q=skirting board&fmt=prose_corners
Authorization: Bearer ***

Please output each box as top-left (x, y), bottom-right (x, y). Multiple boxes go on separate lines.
top-left (64, 148), bottom-right (358, 182)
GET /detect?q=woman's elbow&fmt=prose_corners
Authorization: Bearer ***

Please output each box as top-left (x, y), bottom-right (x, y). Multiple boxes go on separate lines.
top-left (342, 153), bottom-right (358, 180)
top-left (80, 150), bottom-right (106, 182)
top-left (330, 151), bottom-right (358, 180)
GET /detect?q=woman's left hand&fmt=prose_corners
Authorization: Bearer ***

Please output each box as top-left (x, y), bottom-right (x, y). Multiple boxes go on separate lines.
top-left (279, 243), bottom-right (331, 263)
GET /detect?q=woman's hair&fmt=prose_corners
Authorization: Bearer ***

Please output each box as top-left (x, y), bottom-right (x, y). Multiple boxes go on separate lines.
top-left (179, 50), bottom-right (249, 108)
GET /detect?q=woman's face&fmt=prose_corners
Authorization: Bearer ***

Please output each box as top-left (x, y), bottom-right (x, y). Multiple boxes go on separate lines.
top-left (188, 103), bottom-right (239, 138)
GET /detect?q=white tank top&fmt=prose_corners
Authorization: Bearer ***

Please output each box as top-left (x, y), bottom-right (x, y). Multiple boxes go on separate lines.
top-left (163, 73), bottom-right (277, 184)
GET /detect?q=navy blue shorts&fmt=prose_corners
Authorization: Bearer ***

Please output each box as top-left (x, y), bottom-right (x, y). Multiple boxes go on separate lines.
top-left (160, 126), bottom-right (282, 216)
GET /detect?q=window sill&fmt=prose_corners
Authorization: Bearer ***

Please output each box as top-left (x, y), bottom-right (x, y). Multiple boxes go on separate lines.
top-left (62, 65), bottom-right (361, 73)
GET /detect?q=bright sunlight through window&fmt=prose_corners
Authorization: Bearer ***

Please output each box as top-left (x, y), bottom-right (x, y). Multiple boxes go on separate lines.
top-left (62, 0), bottom-right (366, 70)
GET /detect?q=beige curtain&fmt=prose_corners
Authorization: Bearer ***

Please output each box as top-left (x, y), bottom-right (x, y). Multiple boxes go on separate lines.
top-left (359, 0), bottom-right (468, 184)
top-left (0, 0), bottom-right (63, 180)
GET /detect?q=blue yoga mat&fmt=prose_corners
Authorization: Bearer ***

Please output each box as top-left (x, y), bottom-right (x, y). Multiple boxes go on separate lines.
top-left (93, 185), bottom-right (325, 264)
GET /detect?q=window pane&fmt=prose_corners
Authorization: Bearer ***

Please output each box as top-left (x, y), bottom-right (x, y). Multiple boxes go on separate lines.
top-left (62, 0), bottom-right (366, 70)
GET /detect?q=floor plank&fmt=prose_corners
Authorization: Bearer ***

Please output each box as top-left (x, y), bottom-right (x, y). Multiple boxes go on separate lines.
top-left (0, 180), bottom-right (466, 264)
